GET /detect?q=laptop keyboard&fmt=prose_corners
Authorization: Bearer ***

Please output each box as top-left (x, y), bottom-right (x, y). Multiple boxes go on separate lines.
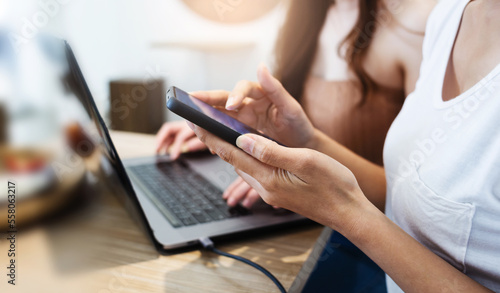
top-left (127, 161), bottom-right (249, 228)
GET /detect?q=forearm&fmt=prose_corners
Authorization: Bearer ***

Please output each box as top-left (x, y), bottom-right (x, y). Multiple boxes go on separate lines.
top-left (307, 129), bottom-right (387, 210)
top-left (334, 199), bottom-right (493, 293)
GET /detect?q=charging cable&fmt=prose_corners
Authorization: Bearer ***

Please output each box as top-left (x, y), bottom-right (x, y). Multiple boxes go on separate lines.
top-left (199, 237), bottom-right (287, 293)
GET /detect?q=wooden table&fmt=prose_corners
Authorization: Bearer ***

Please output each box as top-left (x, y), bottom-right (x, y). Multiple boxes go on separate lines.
top-left (0, 131), bottom-right (322, 293)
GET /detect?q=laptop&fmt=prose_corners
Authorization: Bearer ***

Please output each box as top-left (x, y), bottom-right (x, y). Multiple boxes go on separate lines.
top-left (62, 41), bottom-right (308, 252)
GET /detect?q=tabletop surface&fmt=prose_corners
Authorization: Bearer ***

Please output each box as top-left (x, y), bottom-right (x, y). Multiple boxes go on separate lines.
top-left (0, 131), bottom-right (322, 293)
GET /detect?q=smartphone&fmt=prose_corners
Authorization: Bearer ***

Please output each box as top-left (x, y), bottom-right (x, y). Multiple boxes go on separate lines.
top-left (166, 86), bottom-right (281, 147)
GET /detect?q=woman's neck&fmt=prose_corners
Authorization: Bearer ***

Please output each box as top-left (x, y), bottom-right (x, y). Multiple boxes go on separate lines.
top-left (470, 0), bottom-right (500, 26)
top-left (476, 0), bottom-right (500, 10)
top-left (334, 0), bottom-right (359, 11)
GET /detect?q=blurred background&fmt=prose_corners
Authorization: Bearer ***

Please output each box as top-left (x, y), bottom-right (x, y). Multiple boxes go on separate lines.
top-left (1, 0), bottom-right (288, 129)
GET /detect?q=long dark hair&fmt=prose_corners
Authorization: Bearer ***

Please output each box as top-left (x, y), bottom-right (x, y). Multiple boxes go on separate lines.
top-left (273, 0), bottom-right (379, 103)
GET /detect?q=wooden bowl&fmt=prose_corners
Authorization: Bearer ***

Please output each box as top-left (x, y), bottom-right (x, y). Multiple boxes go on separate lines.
top-left (0, 147), bottom-right (86, 230)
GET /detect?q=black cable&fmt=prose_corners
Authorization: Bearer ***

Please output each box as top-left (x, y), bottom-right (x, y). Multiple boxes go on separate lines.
top-left (199, 237), bottom-right (287, 293)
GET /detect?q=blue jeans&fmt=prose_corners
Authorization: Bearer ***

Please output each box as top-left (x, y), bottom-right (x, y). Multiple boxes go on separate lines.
top-left (300, 230), bottom-right (387, 293)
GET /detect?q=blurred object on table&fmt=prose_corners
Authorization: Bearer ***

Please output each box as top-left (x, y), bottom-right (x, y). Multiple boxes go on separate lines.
top-left (0, 146), bottom-right (86, 230)
top-left (0, 103), bottom-right (6, 144)
top-left (109, 79), bottom-right (166, 134)
top-left (65, 122), bottom-right (96, 158)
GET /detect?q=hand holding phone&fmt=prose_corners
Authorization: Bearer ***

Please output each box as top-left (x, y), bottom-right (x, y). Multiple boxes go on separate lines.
top-left (166, 65), bottom-right (315, 149)
top-left (166, 86), bottom-right (281, 147)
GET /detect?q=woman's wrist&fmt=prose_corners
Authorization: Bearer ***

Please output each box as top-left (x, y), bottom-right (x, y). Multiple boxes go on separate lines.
top-left (303, 128), bottom-right (325, 150)
top-left (325, 189), bottom-right (383, 244)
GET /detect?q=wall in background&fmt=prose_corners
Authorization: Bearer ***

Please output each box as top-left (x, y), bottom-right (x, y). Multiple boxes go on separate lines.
top-left (2, 0), bottom-right (287, 122)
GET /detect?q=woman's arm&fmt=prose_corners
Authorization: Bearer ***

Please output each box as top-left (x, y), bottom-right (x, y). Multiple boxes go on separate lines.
top-left (307, 129), bottom-right (387, 211)
top-left (190, 127), bottom-right (492, 293)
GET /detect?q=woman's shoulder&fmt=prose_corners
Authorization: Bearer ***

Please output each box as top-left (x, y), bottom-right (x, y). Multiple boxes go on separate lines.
top-left (366, 0), bottom-right (438, 95)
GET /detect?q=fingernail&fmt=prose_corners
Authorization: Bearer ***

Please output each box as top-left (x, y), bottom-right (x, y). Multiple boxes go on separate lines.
top-left (226, 96), bottom-right (237, 110)
top-left (236, 135), bottom-right (255, 154)
top-left (242, 198), bottom-right (252, 208)
top-left (257, 63), bottom-right (268, 79)
top-left (227, 198), bottom-right (235, 207)
top-left (181, 145), bottom-right (189, 153)
top-left (186, 121), bottom-right (195, 130)
top-left (259, 63), bottom-right (268, 72)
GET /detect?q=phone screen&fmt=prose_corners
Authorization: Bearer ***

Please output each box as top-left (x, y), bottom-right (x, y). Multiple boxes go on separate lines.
top-left (174, 87), bottom-right (264, 136)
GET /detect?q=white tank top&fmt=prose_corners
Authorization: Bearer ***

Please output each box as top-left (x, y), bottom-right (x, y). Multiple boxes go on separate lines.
top-left (383, 0), bottom-right (500, 291)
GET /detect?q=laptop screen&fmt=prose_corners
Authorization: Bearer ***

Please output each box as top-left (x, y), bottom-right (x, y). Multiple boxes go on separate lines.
top-left (61, 40), bottom-right (155, 241)
top-left (63, 41), bottom-right (126, 180)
